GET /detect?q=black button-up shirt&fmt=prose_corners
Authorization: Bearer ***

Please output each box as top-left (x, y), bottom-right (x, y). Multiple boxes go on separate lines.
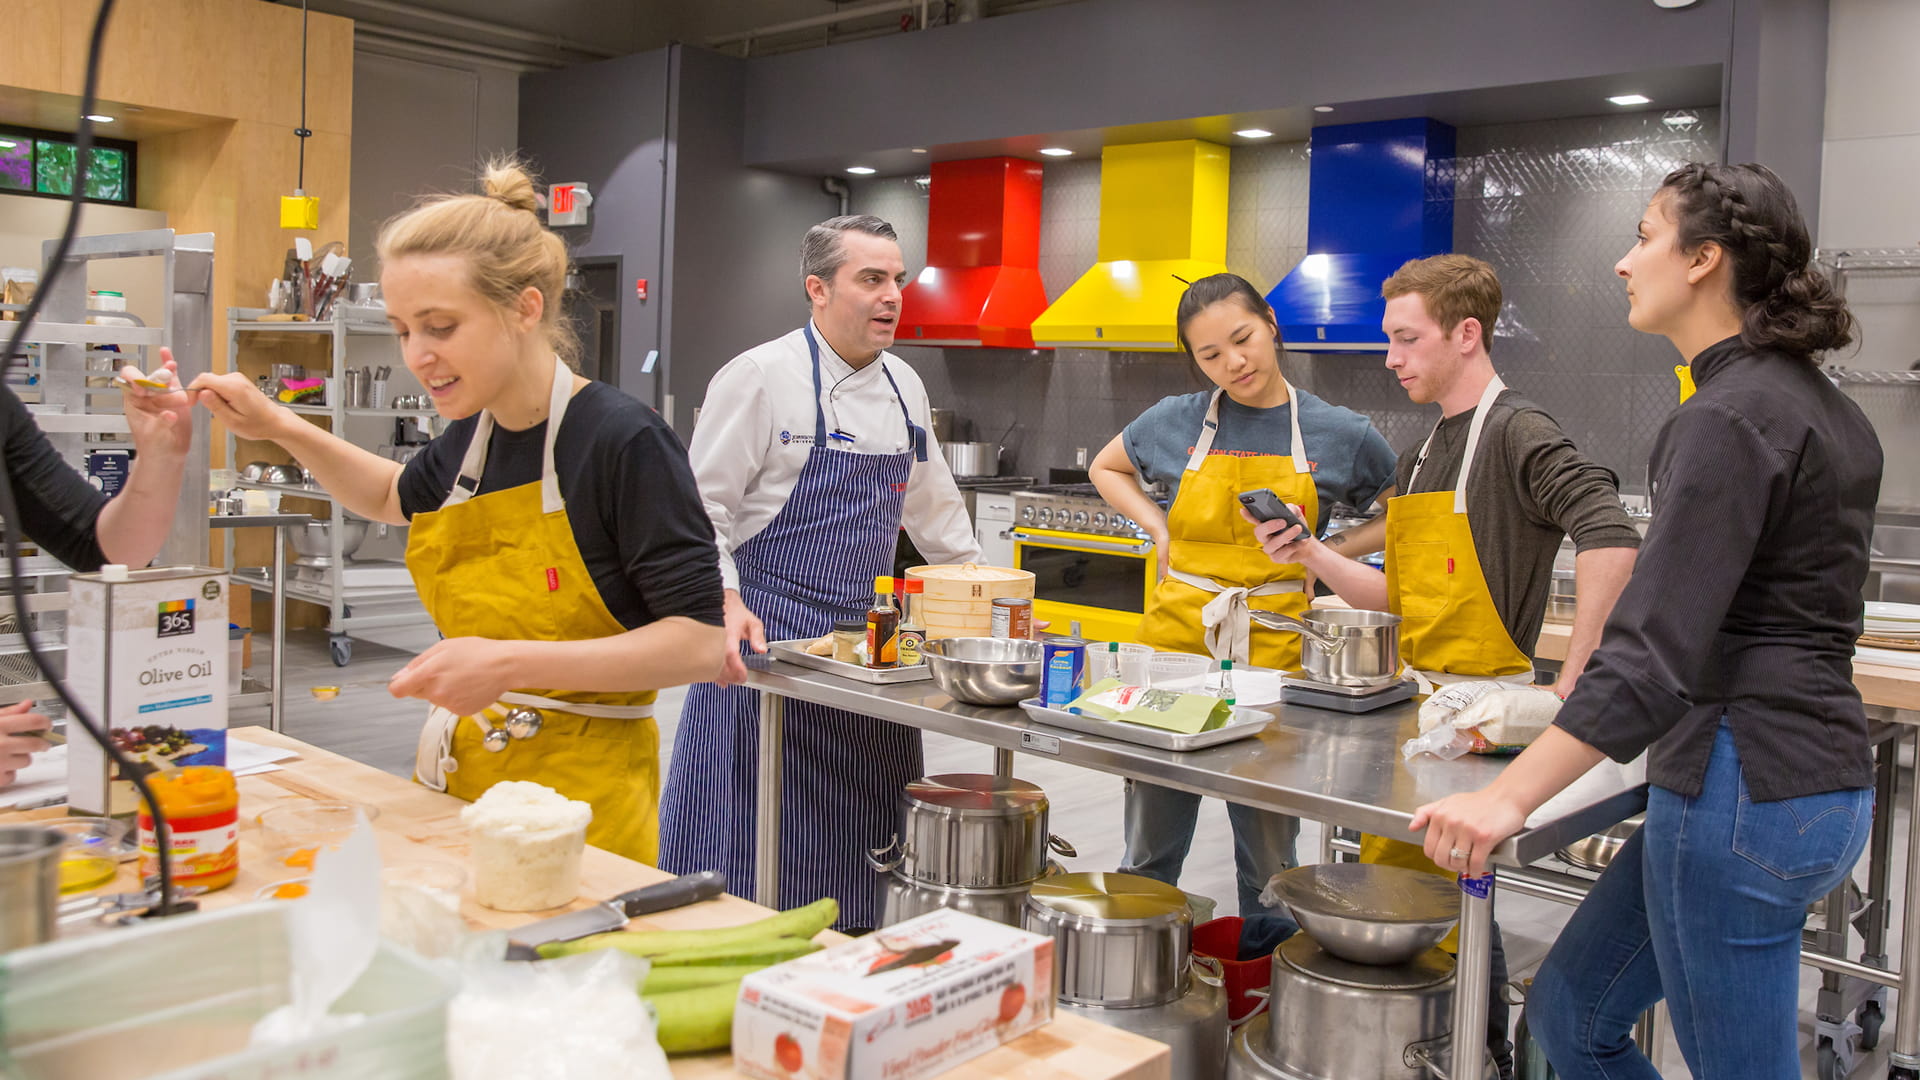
top-left (1554, 337), bottom-right (1883, 800)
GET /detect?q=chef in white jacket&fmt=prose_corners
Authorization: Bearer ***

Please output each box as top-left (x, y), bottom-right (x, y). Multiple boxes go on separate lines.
top-left (659, 214), bottom-right (980, 928)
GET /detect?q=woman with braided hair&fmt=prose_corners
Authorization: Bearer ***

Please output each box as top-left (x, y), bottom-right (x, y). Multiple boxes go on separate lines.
top-left (1407, 161), bottom-right (1883, 1080)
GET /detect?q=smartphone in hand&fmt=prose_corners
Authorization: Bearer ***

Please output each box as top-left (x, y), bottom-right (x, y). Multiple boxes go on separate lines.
top-left (1238, 488), bottom-right (1311, 538)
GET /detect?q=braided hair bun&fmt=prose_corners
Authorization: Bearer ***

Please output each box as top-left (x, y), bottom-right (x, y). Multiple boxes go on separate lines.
top-left (1657, 163), bottom-right (1854, 358)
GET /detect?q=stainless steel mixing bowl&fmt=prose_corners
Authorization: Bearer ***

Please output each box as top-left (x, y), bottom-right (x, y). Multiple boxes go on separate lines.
top-left (923, 637), bottom-right (1045, 706)
top-left (1268, 863), bottom-right (1461, 966)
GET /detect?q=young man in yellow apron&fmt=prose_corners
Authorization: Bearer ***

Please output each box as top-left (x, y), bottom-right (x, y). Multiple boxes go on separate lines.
top-left (1253, 255), bottom-right (1641, 1080)
top-left (1090, 273), bottom-right (1398, 916)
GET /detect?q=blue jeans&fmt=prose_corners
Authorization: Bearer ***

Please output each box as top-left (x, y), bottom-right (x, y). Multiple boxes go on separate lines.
top-left (1528, 724), bottom-right (1872, 1080)
top-left (1120, 779), bottom-right (1300, 917)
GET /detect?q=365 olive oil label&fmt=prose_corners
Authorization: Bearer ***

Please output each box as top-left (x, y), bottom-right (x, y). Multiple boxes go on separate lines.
top-left (67, 566), bottom-right (229, 816)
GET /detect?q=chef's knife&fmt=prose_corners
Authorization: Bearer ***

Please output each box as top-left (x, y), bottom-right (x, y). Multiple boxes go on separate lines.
top-left (504, 870), bottom-right (727, 960)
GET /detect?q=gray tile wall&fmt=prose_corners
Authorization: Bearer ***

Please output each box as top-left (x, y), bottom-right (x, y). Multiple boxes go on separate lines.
top-left (853, 110), bottom-right (1721, 494)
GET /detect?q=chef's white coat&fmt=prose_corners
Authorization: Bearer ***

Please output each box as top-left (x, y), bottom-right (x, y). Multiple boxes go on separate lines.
top-left (689, 323), bottom-right (981, 592)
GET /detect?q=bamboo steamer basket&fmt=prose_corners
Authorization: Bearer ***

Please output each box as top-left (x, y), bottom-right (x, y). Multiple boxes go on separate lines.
top-left (906, 563), bottom-right (1035, 640)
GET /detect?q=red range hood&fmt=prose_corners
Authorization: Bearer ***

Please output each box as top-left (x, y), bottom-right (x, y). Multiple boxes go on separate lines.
top-left (898, 156), bottom-right (1051, 349)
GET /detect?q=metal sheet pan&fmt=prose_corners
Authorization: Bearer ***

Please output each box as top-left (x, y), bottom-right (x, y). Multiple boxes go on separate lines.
top-left (1017, 698), bottom-right (1272, 751)
top-left (766, 639), bottom-right (933, 684)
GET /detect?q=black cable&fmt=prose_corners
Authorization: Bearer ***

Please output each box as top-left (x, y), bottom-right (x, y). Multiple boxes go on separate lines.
top-left (296, 0), bottom-right (310, 191)
top-left (0, 0), bottom-right (188, 918)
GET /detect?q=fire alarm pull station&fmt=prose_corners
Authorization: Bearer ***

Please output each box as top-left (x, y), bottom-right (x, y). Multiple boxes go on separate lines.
top-left (548, 183), bottom-right (593, 227)
top-left (635, 278), bottom-right (649, 300)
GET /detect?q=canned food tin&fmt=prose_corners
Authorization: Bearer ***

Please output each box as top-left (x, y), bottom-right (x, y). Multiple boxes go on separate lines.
top-left (1042, 637), bottom-right (1088, 706)
top-left (991, 597), bottom-right (1033, 640)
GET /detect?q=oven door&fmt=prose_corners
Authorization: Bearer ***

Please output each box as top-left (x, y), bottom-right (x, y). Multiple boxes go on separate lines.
top-left (1011, 528), bottom-right (1157, 644)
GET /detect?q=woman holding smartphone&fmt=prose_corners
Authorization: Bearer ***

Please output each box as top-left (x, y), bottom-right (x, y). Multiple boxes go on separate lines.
top-left (1088, 272), bottom-right (1397, 915)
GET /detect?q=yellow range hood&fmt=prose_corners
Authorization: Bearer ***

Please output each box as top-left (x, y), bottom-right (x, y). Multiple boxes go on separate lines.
top-left (1031, 139), bottom-right (1230, 350)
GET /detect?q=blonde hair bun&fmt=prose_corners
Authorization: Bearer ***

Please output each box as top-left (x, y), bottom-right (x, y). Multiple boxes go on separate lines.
top-left (376, 155), bottom-right (579, 368)
top-left (481, 158), bottom-right (541, 215)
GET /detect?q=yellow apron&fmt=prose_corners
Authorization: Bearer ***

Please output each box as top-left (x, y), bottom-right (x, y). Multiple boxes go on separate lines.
top-left (1135, 384), bottom-right (1318, 670)
top-left (1366, 376), bottom-right (1534, 931)
top-left (406, 357), bottom-right (661, 864)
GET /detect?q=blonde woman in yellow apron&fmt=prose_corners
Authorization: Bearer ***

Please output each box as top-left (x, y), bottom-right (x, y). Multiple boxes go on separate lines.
top-left (1089, 273), bottom-right (1397, 915)
top-left (193, 160), bottom-right (727, 863)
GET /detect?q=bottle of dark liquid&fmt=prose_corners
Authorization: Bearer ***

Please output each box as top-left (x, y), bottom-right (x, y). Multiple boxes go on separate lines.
top-left (866, 576), bottom-right (899, 669)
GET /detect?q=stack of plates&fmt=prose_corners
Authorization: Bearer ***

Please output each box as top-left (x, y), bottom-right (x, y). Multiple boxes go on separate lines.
top-left (1862, 602), bottom-right (1920, 647)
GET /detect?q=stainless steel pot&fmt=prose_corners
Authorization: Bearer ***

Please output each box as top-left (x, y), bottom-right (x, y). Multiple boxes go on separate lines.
top-left (1025, 872), bottom-right (1193, 1008)
top-left (882, 871), bottom-right (1042, 929)
top-left (929, 408), bottom-right (956, 444)
top-left (0, 826), bottom-right (63, 952)
top-left (1252, 607), bottom-right (1401, 687)
top-left (944, 441), bottom-right (1002, 477)
top-left (1230, 1009), bottom-right (1497, 1080)
top-left (868, 773), bottom-right (1074, 888)
top-left (1257, 934), bottom-right (1495, 1080)
top-left (1060, 979), bottom-right (1229, 1080)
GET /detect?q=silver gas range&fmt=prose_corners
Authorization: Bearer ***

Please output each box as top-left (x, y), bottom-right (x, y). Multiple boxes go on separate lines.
top-left (1013, 484), bottom-right (1147, 538)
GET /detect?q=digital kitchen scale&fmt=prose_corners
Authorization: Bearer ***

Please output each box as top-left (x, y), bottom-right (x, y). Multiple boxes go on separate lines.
top-left (1280, 675), bottom-right (1417, 714)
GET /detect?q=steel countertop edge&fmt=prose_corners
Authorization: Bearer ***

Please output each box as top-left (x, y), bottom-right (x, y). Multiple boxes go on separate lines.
top-left (743, 655), bottom-right (1649, 868)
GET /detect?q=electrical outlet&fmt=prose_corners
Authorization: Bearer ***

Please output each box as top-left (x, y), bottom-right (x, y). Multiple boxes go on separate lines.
top-left (1074, 447), bottom-right (1088, 468)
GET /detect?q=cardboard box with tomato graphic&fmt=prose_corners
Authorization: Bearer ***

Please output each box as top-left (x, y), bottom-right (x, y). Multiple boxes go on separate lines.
top-left (731, 909), bottom-right (1054, 1080)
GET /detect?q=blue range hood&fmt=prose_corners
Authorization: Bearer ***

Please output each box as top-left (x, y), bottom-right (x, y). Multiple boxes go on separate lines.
top-left (1267, 118), bottom-right (1456, 352)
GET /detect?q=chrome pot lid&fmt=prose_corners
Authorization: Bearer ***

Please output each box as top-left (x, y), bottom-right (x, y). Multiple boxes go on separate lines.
top-left (1027, 871), bottom-right (1190, 928)
top-left (1277, 933), bottom-right (1453, 992)
top-left (1269, 863), bottom-right (1459, 925)
top-left (903, 773), bottom-right (1048, 817)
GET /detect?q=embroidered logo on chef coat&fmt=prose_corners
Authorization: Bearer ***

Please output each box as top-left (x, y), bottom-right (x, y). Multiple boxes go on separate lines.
top-left (778, 430), bottom-right (816, 447)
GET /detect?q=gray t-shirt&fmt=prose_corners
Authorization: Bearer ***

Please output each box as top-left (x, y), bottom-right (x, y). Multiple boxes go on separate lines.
top-left (1123, 389), bottom-right (1398, 533)
top-left (1392, 390), bottom-right (1642, 655)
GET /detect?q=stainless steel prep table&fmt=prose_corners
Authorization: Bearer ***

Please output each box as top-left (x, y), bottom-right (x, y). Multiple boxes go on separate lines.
top-left (742, 654), bottom-right (1649, 1080)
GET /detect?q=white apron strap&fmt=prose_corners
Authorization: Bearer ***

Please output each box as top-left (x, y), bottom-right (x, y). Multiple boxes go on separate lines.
top-left (1167, 568), bottom-right (1303, 664)
top-left (1182, 381), bottom-right (1309, 476)
top-left (414, 705), bottom-right (461, 791)
top-left (1452, 375), bottom-right (1506, 515)
top-left (498, 690), bottom-right (655, 720)
top-left (439, 356), bottom-right (576, 514)
top-left (1407, 664), bottom-right (1537, 697)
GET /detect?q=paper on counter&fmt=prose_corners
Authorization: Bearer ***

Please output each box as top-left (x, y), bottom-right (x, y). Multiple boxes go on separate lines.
top-left (0, 733), bottom-right (300, 810)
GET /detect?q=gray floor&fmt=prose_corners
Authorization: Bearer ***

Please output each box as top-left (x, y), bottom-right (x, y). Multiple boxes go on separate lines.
top-left (239, 626), bottom-right (1905, 1079)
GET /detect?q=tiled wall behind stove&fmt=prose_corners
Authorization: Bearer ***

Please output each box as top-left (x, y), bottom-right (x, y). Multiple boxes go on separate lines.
top-left (1301, 109), bottom-right (1723, 489)
top-left (851, 112), bottom-right (1718, 491)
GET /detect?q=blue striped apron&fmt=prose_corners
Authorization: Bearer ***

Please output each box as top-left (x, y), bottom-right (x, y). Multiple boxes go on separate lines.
top-left (660, 325), bottom-right (927, 928)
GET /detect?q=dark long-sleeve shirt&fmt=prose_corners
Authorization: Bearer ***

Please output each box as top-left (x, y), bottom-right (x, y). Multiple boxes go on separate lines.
top-left (0, 384), bottom-right (109, 571)
top-left (1554, 337), bottom-right (1883, 800)
top-left (1393, 391), bottom-right (1641, 656)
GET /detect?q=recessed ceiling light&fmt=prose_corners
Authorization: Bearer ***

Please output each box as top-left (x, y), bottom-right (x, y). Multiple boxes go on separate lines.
top-left (84, 114), bottom-right (115, 123)
top-left (846, 165), bottom-right (876, 175)
top-left (1607, 94), bottom-right (1651, 106)
top-left (1233, 128), bottom-right (1274, 139)
top-left (1662, 111), bottom-right (1700, 127)
top-left (909, 147), bottom-right (927, 154)
top-left (1038, 147), bottom-right (1073, 157)
top-left (1313, 106), bottom-right (1335, 113)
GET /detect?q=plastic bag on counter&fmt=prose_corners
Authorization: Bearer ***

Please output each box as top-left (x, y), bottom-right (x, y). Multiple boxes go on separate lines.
top-left (252, 818), bottom-right (382, 1048)
top-left (447, 937), bottom-right (669, 1080)
top-left (1401, 682), bottom-right (1561, 760)
top-left (1068, 678), bottom-right (1231, 734)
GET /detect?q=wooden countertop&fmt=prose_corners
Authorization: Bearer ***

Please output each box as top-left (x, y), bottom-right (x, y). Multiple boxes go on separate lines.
top-left (1532, 618), bottom-right (1920, 713)
top-left (5, 728), bottom-right (1170, 1080)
